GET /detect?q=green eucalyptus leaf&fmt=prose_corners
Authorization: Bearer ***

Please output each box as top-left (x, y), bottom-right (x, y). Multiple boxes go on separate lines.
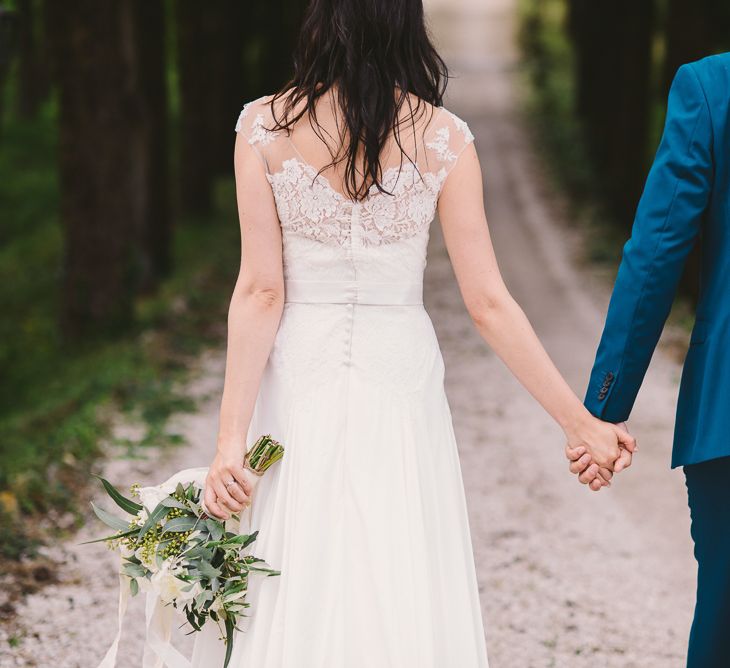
top-left (163, 516), bottom-right (198, 533)
top-left (205, 519), bottom-right (223, 542)
top-left (184, 545), bottom-right (213, 561)
top-left (186, 608), bottom-right (201, 632)
top-left (161, 497), bottom-right (188, 510)
top-left (223, 590), bottom-right (248, 604)
top-left (194, 591), bottom-right (213, 609)
top-left (91, 502), bottom-right (131, 531)
top-left (223, 617), bottom-right (235, 668)
top-left (80, 526), bottom-right (139, 545)
top-left (130, 578), bottom-right (139, 596)
top-left (222, 532), bottom-right (258, 548)
top-left (197, 560), bottom-right (222, 579)
top-left (93, 475), bottom-right (143, 515)
top-left (123, 563), bottom-right (147, 578)
top-left (138, 503), bottom-right (170, 539)
top-left (186, 504), bottom-right (204, 520)
top-left (223, 583), bottom-right (248, 596)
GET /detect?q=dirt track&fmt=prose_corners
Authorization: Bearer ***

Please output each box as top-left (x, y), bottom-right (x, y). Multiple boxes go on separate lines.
top-left (0, 0), bottom-right (696, 666)
top-left (429, 1), bottom-right (696, 666)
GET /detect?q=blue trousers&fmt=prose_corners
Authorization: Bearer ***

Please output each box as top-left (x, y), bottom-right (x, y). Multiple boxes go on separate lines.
top-left (684, 456), bottom-right (730, 667)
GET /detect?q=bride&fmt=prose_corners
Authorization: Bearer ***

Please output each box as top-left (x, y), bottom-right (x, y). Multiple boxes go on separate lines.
top-left (193, 0), bottom-right (635, 665)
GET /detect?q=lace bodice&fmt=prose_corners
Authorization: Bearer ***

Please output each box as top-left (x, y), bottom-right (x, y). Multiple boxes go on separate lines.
top-left (234, 95), bottom-right (474, 289)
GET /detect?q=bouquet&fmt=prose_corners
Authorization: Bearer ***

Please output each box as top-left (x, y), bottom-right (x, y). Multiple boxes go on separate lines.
top-left (91, 435), bottom-right (284, 668)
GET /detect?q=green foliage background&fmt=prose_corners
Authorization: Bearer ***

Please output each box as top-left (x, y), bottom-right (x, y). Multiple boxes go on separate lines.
top-left (0, 62), bottom-right (240, 559)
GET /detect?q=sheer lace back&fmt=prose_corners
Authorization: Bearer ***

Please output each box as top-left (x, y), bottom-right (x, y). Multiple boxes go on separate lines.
top-left (234, 94), bottom-right (474, 287)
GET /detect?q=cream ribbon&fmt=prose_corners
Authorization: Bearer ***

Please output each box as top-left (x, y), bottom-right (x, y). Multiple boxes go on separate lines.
top-left (96, 567), bottom-right (192, 668)
top-left (142, 591), bottom-right (192, 668)
top-left (96, 574), bottom-right (128, 668)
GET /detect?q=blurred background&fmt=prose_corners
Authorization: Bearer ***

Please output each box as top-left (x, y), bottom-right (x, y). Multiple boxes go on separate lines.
top-left (519, 0), bottom-right (730, 297)
top-left (0, 0), bottom-right (729, 660)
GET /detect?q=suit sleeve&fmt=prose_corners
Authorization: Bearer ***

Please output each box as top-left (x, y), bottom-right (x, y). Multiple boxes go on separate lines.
top-left (584, 64), bottom-right (714, 421)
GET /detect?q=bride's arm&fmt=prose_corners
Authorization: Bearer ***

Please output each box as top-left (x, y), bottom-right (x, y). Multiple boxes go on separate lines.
top-left (437, 144), bottom-right (635, 483)
top-left (205, 134), bottom-right (285, 519)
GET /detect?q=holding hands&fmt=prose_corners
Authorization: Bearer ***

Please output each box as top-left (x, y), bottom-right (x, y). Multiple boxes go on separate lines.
top-left (564, 417), bottom-right (637, 492)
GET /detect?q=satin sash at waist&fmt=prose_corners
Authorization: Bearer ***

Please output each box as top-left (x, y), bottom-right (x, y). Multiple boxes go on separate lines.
top-left (284, 279), bottom-right (423, 305)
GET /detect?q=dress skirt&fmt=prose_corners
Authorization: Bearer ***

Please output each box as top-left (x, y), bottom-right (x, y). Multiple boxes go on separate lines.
top-left (191, 301), bottom-right (490, 667)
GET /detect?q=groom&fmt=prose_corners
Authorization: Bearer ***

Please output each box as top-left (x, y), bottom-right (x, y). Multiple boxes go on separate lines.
top-left (570, 54), bottom-right (730, 667)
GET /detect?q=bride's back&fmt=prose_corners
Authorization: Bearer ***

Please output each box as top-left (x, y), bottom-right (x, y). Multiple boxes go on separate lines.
top-left (234, 92), bottom-right (474, 288)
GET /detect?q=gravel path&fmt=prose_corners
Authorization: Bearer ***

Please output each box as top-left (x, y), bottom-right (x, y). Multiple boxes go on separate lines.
top-left (1, 0), bottom-right (696, 666)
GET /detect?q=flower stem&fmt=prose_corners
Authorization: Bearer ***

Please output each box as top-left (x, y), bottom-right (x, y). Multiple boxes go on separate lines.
top-left (244, 435), bottom-right (284, 474)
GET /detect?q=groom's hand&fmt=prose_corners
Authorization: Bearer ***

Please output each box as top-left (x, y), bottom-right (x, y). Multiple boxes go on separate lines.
top-left (612, 422), bottom-right (636, 473)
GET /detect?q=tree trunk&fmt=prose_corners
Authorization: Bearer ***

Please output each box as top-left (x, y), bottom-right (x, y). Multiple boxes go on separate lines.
top-left (175, 0), bottom-right (307, 215)
top-left (606, 1), bottom-right (655, 222)
top-left (134, 0), bottom-right (171, 287)
top-left (175, 0), bottom-right (247, 215)
top-left (175, 0), bottom-right (212, 215)
top-left (207, 2), bottom-right (248, 176)
top-left (48, 0), bottom-right (161, 340)
top-left (0, 6), bottom-right (17, 132)
top-left (257, 0), bottom-right (305, 93)
top-left (568, 0), bottom-right (655, 225)
top-left (16, 0), bottom-right (50, 119)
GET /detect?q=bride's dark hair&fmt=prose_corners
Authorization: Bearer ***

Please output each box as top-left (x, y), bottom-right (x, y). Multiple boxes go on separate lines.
top-left (268, 0), bottom-right (449, 201)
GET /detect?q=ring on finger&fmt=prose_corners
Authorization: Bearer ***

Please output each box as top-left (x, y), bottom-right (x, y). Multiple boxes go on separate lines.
top-left (224, 479), bottom-right (238, 489)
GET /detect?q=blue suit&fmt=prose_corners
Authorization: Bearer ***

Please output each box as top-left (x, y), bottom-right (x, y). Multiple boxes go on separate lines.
top-left (584, 54), bottom-right (730, 667)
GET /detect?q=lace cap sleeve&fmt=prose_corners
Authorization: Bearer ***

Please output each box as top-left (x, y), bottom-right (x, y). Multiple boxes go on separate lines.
top-left (234, 96), bottom-right (279, 170)
top-left (425, 107), bottom-right (475, 192)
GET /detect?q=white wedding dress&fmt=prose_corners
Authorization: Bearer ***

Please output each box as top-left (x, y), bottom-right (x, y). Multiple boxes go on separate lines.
top-left (191, 95), bottom-right (489, 667)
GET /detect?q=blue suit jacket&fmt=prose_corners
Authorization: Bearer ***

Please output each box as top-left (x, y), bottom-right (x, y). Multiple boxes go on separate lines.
top-left (584, 54), bottom-right (729, 468)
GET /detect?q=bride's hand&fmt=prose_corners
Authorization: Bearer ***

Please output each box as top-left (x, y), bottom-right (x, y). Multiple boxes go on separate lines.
top-left (564, 413), bottom-right (636, 472)
top-left (204, 446), bottom-right (252, 520)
